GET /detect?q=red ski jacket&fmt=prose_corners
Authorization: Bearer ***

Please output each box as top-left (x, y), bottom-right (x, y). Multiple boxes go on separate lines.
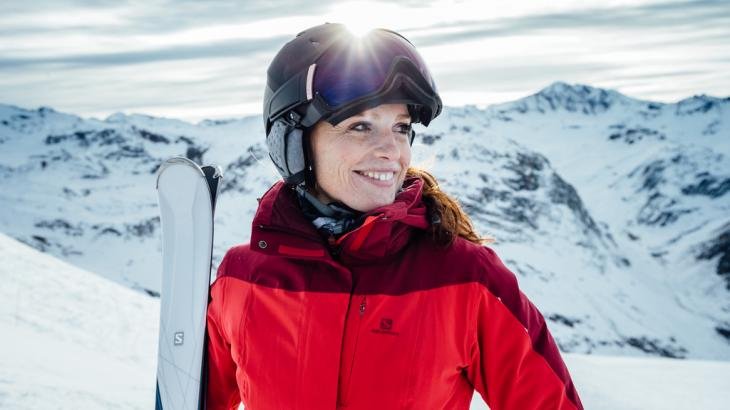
top-left (205, 177), bottom-right (583, 410)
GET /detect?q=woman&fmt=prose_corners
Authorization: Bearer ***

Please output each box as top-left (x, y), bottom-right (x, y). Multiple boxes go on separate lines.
top-left (206, 23), bottom-right (583, 410)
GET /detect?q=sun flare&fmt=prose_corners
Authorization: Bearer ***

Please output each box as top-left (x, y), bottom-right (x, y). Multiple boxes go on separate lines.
top-left (324, 1), bottom-right (405, 36)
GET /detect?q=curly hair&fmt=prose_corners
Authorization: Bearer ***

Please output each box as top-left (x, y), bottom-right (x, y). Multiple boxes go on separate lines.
top-left (407, 167), bottom-right (494, 247)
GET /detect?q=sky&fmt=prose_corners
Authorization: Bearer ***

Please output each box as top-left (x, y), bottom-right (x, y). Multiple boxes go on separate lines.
top-left (0, 0), bottom-right (728, 122)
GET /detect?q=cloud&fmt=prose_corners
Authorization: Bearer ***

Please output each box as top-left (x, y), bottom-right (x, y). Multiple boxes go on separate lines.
top-left (404, 0), bottom-right (730, 47)
top-left (0, 0), bottom-right (331, 34)
top-left (0, 36), bottom-right (290, 69)
top-left (0, 0), bottom-right (728, 121)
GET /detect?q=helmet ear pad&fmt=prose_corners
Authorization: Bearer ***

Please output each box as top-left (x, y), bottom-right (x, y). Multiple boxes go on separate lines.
top-left (265, 118), bottom-right (307, 185)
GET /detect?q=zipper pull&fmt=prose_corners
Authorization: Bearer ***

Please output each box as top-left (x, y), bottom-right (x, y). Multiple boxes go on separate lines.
top-left (328, 234), bottom-right (342, 257)
top-left (359, 296), bottom-right (367, 316)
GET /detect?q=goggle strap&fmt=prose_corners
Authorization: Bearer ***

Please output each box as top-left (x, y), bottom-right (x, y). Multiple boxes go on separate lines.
top-left (301, 97), bottom-right (329, 128)
top-left (268, 69), bottom-right (309, 123)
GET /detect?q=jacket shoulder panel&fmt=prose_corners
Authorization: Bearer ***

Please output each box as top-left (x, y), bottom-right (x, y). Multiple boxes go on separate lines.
top-left (216, 243), bottom-right (255, 281)
top-left (216, 243), bottom-right (350, 293)
top-left (396, 235), bottom-right (518, 294)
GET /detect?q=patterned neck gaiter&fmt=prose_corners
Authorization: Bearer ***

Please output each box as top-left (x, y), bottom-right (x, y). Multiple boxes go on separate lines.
top-left (296, 189), bottom-right (366, 239)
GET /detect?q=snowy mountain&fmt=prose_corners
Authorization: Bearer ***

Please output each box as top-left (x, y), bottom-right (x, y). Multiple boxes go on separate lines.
top-left (0, 81), bottom-right (728, 361)
top-left (2, 232), bottom-right (729, 409)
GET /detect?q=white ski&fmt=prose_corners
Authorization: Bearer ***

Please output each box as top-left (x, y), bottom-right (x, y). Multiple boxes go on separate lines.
top-left (155, 157), bottom-right (222, 410)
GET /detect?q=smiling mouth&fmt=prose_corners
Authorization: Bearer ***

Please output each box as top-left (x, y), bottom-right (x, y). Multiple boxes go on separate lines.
top-left (355, 170), bottom-right (395, 181)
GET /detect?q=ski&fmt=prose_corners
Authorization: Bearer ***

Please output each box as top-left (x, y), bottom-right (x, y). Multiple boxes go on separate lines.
top-left (155, 157), bottom-right (222, 410)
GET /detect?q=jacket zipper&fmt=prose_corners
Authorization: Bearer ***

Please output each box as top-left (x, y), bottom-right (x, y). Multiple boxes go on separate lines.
top-left (359, 295), bottom-right (367, 316)
top-left (341, 294), bottom-right (367, 406)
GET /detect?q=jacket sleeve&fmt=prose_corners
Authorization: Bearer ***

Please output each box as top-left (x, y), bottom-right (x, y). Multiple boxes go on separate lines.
top-left (465, 247), bottom-right (583, 410)
top-left (205, 253), bottom-right (242, 410)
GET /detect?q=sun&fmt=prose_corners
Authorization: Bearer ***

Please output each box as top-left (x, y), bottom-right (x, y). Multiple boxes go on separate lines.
top-left (324, 1), bottom-right (404, 36)
top-left (344, 20), bottom-right (378, 37)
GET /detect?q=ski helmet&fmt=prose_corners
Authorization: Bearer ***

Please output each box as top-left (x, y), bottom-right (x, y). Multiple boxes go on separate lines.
top-left (263, 22), bottom-right (443, 185)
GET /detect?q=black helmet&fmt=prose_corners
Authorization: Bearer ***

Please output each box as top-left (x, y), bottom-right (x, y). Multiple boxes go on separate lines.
top-left (263, 22), bottom-right (442, 185)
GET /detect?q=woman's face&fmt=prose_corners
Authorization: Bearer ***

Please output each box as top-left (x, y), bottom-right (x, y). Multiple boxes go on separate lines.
top-left (309, 103), bottom-right (412, 212)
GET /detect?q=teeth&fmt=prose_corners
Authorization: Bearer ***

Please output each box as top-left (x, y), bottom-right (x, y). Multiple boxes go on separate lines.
top-left (359, 171), bottom-right (394, 181)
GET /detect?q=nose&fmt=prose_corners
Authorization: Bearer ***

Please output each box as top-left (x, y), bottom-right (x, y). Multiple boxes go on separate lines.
top-left (372, 129), bottom-right (402, 160)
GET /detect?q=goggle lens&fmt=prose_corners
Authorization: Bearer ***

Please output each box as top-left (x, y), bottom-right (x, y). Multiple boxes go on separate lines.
top-left (312, 30), bottom-right (437, 108)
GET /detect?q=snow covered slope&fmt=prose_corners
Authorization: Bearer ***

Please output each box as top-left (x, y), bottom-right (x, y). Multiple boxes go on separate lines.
top-left (0, 232), bottom-right (157, 409)
top-left (1, 232), bottom-right (729, 409)
top-left (0, 82), bottom-right (728, 360)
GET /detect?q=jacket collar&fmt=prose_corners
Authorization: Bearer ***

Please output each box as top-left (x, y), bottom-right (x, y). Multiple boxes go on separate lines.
top-left (250, 176), bottom-right (429, 264)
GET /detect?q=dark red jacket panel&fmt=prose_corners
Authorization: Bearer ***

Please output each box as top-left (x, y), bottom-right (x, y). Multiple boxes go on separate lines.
top-left (206, 178), bottom-right (583, 410)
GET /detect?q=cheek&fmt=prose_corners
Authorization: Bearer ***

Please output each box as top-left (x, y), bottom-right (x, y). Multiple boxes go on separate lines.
top-left (313, 145), bottom-right (357, 185)
top-left (402, 144), bottom-right (412, 166)
top-left (399, 144), bottom-right (412, 176)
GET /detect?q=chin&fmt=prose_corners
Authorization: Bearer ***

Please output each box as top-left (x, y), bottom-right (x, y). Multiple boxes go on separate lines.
top-left (349, 193), bottom-right (396, 213)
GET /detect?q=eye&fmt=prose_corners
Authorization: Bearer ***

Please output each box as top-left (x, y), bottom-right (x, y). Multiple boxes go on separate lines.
top-left (349, 121), bottom-right (372, 133)
top-left (396, 123), bottom-right (412, 135)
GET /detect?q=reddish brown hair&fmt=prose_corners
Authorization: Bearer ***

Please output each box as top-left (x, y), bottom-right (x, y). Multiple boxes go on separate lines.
top-left (407, 167), bottom-right (494, 247)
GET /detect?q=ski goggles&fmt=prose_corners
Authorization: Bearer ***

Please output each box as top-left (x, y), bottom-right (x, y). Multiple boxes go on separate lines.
top-left (269, 28), bottom-right (442, 128)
